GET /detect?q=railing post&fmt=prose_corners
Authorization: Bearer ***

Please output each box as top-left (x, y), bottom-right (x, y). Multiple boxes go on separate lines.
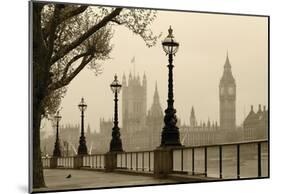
top-left (90, 156), bottom-right (92, 168)
top-left (181, 149), bottom-right (184, 172)
top-left (258, 142), bottom-right (262, 177)
top-left (131, 153), bottom-right (133, 170)
top-left (95, 155), bottom-right (97, 168)
top-left (105, 152), bottom-right (119, 172)
top-left (142, 152), bottom-right (145, 171)
top-left (148, 152), bottom-right (151, 172)
top-left (74, 155), bottom-right (83, 169)
top-left (117, 154), bottom-right (123, 168)
top-left (237, 144), bottom-right (240, 179)
top-left (192, 148), bottom-right (195, 175)
top-left (50, 157), bottom-right (58, 169)
top-left (136, 152), bottom-right (138, 171)
top-left (219, 145), bottom-right (222, 179)
top-left (204, 147), bottom-right (207, 177)
top-left (154, 147), bottom-right (174, 178)
top-left (125, 152), bottom-right (127, 169)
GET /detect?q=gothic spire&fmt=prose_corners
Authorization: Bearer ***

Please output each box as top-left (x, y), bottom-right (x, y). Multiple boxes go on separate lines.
top-left (122, 72), bottom-right (126, 86)
top-left (191, 106), bottom-right (195, 118)
top-left (148, 81), bottom-right (163, 118)
top-left (190, 106), bottom-right (197, 127)
top-left (224, 50), bottom-right (231, 69)
top-left (220, 51), bottom-right (235, 84)
top-left (153, 82), bottom-right (160, 104)
top-left (137, 73), bottom-right (140, 84)
top-left (143, 72), bottom-right (147, 80)
top-left (142, 72), bottom-right (147, 87)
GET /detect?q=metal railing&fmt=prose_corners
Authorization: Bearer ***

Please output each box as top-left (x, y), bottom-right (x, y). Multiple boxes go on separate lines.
top-left (83, 154), bottom-right (105, 169)
top-left (172, 140), bottom-right (268, 179)
top-left (116, 151), bottom-right (154, 172)
top-left (57, 156), bottom-right (75, 168)
top-left (42, 157), bottom-right (51, 168)
top-left (41, 140), bottom-right (268, 180)
top-left (41, 154), bottom-right (105, 169)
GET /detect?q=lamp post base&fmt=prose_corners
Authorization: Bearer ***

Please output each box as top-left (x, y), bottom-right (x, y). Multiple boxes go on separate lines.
top-left (77, 145), bottom-right (88, 155)
top-left (110, 126), bottom-right (123, 152)
top-left (53, 141), bottom-right (61, 157)
top-left (160, 127), bottom-right (182, 147)
top-left (78, 136), bottom-right (88, 155)
top-left (109, 139), bottom-right (123, 152)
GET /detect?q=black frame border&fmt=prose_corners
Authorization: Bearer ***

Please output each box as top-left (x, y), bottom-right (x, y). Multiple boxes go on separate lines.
top-left (28, 0), bottom-right (270, 193)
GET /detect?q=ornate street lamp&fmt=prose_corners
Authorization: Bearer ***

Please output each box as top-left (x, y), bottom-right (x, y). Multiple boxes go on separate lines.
top-left (160, 26), bottom-right (182, 147)
top-left (53, 111), bottom-right (62, 157)
top-left (77, 97), bottom-right (88, 155)
top-left (109, 74), bottom-right (123, 152)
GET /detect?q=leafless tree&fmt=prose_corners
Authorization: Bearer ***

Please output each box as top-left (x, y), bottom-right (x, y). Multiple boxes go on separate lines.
top-left (32, 2), bottom-right (159, 188)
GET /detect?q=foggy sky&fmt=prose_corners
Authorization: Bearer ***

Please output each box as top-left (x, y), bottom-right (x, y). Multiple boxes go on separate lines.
top-left (41, 9), bottom-right (268, 135)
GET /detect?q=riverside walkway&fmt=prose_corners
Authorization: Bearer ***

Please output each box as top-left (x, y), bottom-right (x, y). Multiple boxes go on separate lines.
top-left (34, 169), bottom-right (206, 192)
top-left (38, 140), bottom-right (268, 192)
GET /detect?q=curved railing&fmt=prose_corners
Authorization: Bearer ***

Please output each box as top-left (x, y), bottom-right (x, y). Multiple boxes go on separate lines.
top-left (42, 140), bottom-right (269, 180)
top-left (172, 140), bottom-right (268, 179)
top-left (83, 154), bottom-right (105, 169)
top-left (116, 151), bottom-right (154, 172)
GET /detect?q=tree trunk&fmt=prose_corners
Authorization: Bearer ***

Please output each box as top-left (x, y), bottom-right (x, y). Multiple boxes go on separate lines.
top-left (32, 3), bottom-right (48, 188)
top-left (33, 102), bottom-right (45, 188)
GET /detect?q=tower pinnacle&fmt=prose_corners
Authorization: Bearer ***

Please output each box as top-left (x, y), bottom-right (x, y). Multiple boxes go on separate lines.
top-left (153, 82), bottom-right (160, 104)
top-left (190, 106), bottom-right (197, 127)
top-left (219, 52), bottom-right (236, 131)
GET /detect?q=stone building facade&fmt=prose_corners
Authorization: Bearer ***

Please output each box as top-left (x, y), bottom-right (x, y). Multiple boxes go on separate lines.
top-left (41, 54), bottom-right (268, 155)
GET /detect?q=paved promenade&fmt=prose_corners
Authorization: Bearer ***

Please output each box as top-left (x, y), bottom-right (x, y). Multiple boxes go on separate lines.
top-left (34, 169), bottom-right (201, 192)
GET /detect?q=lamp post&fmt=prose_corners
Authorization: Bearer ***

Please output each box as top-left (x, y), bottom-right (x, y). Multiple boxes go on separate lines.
top-left (77, 97), bottom-right (88, 155)
top-left (53, 111), bottom-right (62, 157)
top-left (109, 74), bottom-right (123, 152)
top-left (160, 26), bottom-right (182, 147)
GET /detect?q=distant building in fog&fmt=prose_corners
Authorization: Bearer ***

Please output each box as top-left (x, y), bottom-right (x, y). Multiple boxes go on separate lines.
top-left (180, 107), bottom-right (222, 146)
top-left (90, 73), bottom-right (163, 151)
top-left (122, 72), bottom-right (147, 133)
top-left (243, 104), bottom-right (268, 140)
top-left (41, 54), bottom-right (268, 154)
top-left (41, 124), bottom-right (80, 156)
top-left (145, 83), bottom-right (164, 148)
top-left (91, 54), bottom-right (268, 151)
top-left (219, 53), bottom-right (236, 131)
top-left (121, 73), bottom-right (163, 151)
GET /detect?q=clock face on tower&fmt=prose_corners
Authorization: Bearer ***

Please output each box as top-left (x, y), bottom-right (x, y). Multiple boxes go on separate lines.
top-left (228, 87), bottom-right (234, 95)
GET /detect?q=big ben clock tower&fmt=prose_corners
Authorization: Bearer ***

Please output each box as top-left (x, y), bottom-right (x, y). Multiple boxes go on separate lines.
top-left (219, 53), bottom-right (236, 130)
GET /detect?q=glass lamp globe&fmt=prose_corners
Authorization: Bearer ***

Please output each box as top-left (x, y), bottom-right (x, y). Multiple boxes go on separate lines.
top-left (162, 26), bottom-right (179, 55)
top-left (78, 97), bottom-right (87, 112)
top-left (110, 74), bottom-right (122, 93)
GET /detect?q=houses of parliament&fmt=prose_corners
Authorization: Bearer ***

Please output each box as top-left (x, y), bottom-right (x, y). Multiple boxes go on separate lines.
top-left (41, 54), bottom-right (268, 155)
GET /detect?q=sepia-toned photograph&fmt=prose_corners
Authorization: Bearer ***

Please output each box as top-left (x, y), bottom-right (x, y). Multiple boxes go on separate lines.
top-left (29, 1), bottom-right (269, 193)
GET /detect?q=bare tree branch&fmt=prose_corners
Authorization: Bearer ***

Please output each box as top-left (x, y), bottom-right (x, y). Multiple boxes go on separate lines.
top-left (44, 5), bottom-right (88, 39)
top-left (61, 51), bottom-right (90, 80)
top-left (50, 8), bottom-right (122, 65)
top-left (110, 19), bottom-right (125, 25)
top-left (49, 54), bottom-right (94, 91)
top-left (45, 5), bottom-right (62, 66)
top-left (59, 5), bottom-right (88, 23)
